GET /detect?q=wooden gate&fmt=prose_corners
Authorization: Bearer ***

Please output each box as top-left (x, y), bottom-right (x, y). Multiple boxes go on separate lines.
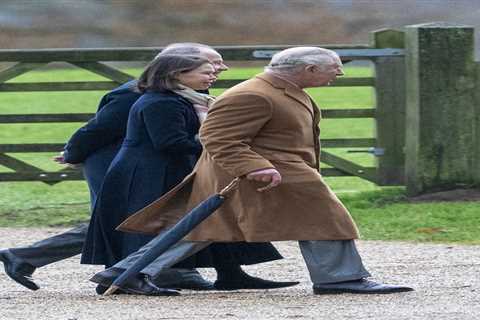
top-left (0, 30), bottom-right (406, 186)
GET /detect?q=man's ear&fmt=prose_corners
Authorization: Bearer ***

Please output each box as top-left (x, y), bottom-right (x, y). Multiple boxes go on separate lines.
top-left (305, 65), bottom-right (316, 73)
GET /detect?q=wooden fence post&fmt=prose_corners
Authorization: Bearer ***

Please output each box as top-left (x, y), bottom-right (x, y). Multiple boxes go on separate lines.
top-left (404, 22), bottom-right (479, 195)
top-left (370, 29), bottom-right (406, 185)
top-left (475, 62), bottom-right (480, 183)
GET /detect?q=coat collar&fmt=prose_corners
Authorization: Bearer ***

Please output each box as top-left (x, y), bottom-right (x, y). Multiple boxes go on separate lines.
top-left (256, 72), bottom-right (314, 117)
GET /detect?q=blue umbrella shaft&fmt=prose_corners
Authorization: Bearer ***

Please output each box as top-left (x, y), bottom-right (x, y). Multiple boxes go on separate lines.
top-left (110, 194), bottom-right (225, 289)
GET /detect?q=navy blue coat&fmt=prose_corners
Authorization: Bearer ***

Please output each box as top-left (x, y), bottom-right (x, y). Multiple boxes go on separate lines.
top-left (81, 91), bottom-right (203, 266)
top-left (63, 80), bottom-right (140, 205)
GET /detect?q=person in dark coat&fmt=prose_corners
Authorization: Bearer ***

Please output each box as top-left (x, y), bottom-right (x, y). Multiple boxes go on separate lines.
top-left (63, 81), bottom-right (139, 206)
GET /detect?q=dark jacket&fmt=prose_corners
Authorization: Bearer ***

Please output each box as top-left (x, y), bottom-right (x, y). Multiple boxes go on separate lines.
top-left (63, 80), bottom-right (140, 203)
top-left (81, 91), bottom-right (202, 266)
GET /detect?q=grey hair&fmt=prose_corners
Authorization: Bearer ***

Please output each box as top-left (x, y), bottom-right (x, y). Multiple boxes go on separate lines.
top-left (155, 43), bottom-right (214, 59)
top-left (265, 47), bottom-right (340, 74)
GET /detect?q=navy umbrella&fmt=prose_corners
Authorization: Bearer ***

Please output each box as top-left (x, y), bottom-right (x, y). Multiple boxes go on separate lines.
top-left (104, 178), bottom-right (240, 295)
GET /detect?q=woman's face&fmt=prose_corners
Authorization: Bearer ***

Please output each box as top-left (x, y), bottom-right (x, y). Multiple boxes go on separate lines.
top-left (176, 63), bottom-right (217, 90)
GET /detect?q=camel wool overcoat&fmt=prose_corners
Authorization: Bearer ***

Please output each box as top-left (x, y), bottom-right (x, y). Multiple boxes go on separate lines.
top-left (118, 73), bottom-right (360, 242)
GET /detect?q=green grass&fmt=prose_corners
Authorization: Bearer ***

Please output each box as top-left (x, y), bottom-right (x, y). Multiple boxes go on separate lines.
top-left (0, 181), bottom-right (90, 227)
top-left (0, 66), bottom-right (478, 244)
top-left (341, 189), bottom-right (480, 244)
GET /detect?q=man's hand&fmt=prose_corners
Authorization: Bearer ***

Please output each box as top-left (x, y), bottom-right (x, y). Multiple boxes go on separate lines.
top-left (246, 168), bottom-right (282, 192)
top-left (52, 152), bottom-right (81, 169)
top-left (52, 152), bottom-right (66, 164)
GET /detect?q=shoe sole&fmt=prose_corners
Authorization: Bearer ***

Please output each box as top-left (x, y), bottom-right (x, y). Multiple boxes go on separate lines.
top-left (118, 286), bottom-right (181, 296)
top-left (173, 285), bottom-right (215, 291)
top-left (314, 288), bottom-right (414, 295)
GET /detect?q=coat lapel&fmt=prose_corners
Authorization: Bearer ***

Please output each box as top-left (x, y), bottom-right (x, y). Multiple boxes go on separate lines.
top-left (256, 73), bottom-right (314, 118)
top-left (284, 87), bottom-right (314, 118)
top-left (310, 98), bottom-right (321, 124)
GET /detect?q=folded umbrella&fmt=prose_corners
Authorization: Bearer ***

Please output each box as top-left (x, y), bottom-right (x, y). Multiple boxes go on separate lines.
top-left (103, 177), bottom-right (240, 295)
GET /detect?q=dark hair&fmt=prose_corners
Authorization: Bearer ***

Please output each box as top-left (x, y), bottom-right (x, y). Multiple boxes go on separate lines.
top-left (136, 54), bottom-right (210, 93)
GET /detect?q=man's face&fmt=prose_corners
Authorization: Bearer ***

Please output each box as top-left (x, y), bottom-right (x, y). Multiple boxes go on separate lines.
top-left (201, 50), bottom-right (229, 76)
top-left (304, 58), bottom-right (344, 87)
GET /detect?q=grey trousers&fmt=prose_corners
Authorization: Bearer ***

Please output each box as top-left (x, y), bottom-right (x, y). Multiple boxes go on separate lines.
top-left (11, 224), bottom-right (89, 268)
top-left (112, 236), bottom-right (371, 284)
top-left (299, 240), bottom-right (371, 283)
top-left (8, 223), bottom-right (203, 285)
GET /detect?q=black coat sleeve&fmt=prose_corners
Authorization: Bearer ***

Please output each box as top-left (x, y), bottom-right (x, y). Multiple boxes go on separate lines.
top-left (141, 99), bottom-right (202, 155)
top-left (63, 91), bottom-right (139, 164)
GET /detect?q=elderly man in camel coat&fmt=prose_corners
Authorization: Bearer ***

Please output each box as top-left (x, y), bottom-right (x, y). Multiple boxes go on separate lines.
top-left (114, 47), bottom-right (413, 295)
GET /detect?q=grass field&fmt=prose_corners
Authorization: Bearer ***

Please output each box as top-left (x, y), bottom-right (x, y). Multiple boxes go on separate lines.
top-left (0, 65), bottom-right (478, 244)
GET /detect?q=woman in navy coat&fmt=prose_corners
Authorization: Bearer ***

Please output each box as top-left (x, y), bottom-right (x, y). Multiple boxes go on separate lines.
top-left (81, 56), bottom-right (210, 267)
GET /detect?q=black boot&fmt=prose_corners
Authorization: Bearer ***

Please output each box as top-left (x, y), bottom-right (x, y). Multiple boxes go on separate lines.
top-left (213, 264), bottom-right (299, 290)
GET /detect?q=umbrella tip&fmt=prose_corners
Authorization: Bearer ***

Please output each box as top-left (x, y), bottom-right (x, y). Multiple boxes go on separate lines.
top-left (103, 285), bottom-right (120, 296)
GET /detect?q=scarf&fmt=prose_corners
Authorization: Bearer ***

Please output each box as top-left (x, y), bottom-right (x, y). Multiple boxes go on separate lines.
top-left (173, 84), bottom-right (216, 124)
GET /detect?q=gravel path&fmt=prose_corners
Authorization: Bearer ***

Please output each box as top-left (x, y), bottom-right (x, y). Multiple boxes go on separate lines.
top-left (1, 228), bottom-right (479, 320)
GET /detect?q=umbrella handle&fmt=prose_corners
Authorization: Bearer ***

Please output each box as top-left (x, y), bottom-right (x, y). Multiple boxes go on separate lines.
top-left (218, 177), bottom-right (241, 197)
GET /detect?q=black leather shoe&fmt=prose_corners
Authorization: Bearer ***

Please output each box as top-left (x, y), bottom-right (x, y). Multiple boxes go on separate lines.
top-left (93, 268), bottom-right (214, 291)
top-left (90, 270), bottom-right (180, 296)
top-left (313, 279), bottom-right (414, 295)
top-left (0, 249), bottom-right (39, 291)
top-left (214, 275), bottom-right (299, 290)
top-left (153, 276), bottom-right (214, 291)
top-left (95, 279), bottom-right (180, 296)
top-left (90, 267), bottom-right (123, 287)
top-left (95, 283), bottom-right (109, 295)
top-left (119, 276), bottom-right (180, 296)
